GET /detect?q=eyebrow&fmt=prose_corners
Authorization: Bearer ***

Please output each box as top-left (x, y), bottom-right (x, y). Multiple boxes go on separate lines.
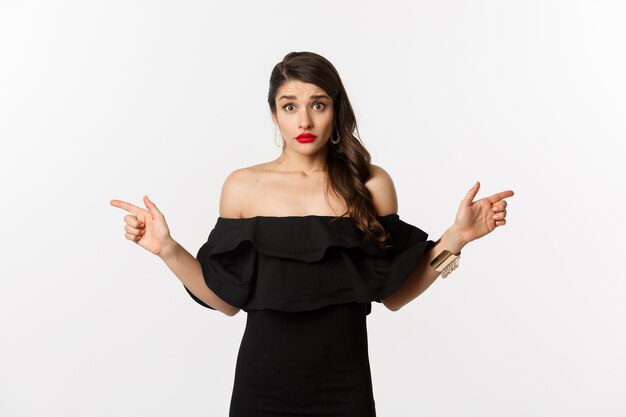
top-left (278, 94), bottom-right (331, 101)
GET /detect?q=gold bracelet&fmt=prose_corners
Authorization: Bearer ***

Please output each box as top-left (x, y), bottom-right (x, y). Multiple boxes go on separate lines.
top-left (429, 238), bottom-right (461, 278)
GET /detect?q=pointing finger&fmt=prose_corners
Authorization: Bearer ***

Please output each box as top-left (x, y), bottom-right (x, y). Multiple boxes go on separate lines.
top-left (110, 199), bottom-right (143, 215)
top-left (487, 190), bottom-right (514, 204)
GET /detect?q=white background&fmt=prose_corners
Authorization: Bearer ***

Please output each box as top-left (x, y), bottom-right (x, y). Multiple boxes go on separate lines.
top-left (1, 0), bottom-right (625, 416)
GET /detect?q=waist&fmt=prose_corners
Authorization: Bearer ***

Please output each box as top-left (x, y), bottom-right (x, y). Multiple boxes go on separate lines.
top-left (242, 302), bottom-right (370, 357)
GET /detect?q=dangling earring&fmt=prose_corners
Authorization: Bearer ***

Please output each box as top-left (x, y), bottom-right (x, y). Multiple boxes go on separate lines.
top-left (330, 129), bottom-right (341, 145)
top-left (274, 124), bottom-right (284, 148)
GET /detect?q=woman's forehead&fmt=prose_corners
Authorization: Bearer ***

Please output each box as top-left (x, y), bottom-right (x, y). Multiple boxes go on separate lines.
top-left (276, 80), bottom-right (329, 99)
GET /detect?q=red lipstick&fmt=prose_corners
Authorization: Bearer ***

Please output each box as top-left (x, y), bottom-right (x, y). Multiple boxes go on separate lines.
top-left (296, 133), bottom-right (317, 143)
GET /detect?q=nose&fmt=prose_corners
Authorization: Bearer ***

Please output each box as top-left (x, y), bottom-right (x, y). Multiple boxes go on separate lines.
top-left (298, 109), bottom-right (313, 130)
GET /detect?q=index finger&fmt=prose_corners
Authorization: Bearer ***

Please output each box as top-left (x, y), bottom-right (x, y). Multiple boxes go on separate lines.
top-left (486, 190), bottom-right (515, 203)
top-left (110, 199), bottom-right (143, 215)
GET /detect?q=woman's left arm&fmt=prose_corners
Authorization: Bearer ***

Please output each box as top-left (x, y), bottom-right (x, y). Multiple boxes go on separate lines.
top-left (382, 181), bottom-right (514, 311)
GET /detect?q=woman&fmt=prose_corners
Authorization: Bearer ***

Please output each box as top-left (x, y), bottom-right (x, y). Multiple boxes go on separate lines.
top-left (110, 51), bottom-right (513, 416)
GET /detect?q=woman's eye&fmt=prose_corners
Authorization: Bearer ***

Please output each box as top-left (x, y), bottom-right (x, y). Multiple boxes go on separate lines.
top-left (313, 102), bottom-right (326, 110)
top-left (283, 104), bottom-right (295, 111)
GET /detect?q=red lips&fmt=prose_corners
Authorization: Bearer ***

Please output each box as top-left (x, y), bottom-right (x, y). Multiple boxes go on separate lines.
top-left (295, 132), bottom-right (317, 143)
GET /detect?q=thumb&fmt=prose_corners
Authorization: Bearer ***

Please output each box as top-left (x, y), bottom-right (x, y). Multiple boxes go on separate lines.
top-left (460, 181), bottom-right (480, 207)
top-left (143, 195), bottom-right (162, 217)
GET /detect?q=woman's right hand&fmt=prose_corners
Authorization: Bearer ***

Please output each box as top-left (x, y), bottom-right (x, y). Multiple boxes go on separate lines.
top-left (110, 195), bottom-right (174, 257)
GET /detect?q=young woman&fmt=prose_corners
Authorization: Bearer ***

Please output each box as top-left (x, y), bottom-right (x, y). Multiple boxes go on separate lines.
top-left (110, 51), bottom-right (513, 416)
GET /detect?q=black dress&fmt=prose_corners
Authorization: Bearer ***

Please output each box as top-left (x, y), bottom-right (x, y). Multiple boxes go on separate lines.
top-left (184, 214), bottom-right (435, 417)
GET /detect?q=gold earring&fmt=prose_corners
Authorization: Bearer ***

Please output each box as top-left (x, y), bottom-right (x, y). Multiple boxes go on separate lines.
top-left (274, 124), bottom-right (284, 148)
top-left (330, 130), bottom-right (341, 145)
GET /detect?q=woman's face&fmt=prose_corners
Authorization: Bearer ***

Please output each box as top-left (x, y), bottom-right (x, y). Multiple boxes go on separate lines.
top-left (271, 79), bottom-right (334, 153)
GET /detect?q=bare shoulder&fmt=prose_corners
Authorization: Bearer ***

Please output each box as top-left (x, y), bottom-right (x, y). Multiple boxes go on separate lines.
top-left (365, 164), bottom-right (398, 216)
top-left (219, 163), bottom-right (268, 218)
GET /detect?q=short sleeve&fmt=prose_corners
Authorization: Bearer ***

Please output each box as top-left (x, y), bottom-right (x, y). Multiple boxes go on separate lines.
top-left (358, 214), bottom-right (437, 303)
top-left (183, 219), bottom-right (257, 311)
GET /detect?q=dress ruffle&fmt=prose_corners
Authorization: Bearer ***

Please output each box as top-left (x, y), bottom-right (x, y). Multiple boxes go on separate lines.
top-left (184, 214), bottom-right (436, 315)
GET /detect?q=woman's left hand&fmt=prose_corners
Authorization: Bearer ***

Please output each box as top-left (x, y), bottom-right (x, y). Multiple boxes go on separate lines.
top-left (453, 181), bottom-right (514, 245)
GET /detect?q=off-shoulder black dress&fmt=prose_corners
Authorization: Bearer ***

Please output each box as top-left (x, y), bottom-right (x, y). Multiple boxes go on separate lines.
top-left (184, 214), bottom-right (435, 417)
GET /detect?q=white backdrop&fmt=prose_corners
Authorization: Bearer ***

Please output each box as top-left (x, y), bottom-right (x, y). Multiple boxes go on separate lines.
top-left (1, 0), bottom-right (624, 416)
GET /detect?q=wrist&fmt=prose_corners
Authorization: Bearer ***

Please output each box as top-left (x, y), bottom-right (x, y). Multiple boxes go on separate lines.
top-left (158, 238), bottom-right (180, 261)
top-left (439, 226), bottom-right (467, 255)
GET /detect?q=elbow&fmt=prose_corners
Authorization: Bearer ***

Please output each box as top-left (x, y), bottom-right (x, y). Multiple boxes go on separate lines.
top-left (382, 297), bottom-right (402, 312)
top-left (222, 306), bottom-right (241, 317)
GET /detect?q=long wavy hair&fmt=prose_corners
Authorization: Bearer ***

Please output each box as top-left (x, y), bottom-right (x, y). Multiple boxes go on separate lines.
top-left (267, 51), bottom-right (391, 249)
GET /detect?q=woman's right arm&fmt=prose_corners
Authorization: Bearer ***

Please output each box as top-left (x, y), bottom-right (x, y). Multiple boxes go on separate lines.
top-left (110, 193), bottom-right (241, 317)
top-left (158, 239), bottom-right (240, 316)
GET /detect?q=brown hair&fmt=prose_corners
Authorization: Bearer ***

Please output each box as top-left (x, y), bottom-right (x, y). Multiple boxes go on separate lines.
top-left (267, 51), bottom-right (391, 249)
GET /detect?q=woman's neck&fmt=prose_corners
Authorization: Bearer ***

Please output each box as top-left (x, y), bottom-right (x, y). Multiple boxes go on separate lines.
top-left (272, 148), bottom-right (328, 175)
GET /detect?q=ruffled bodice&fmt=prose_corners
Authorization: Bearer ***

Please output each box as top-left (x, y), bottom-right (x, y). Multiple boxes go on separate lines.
top-left (183, 214), bottom-right (436, 315)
